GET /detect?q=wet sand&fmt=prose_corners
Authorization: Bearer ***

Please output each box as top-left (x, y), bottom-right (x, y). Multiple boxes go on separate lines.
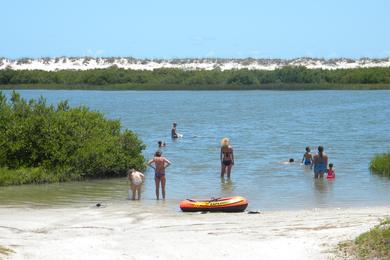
top-left (1, 204), bottom-right (389, 260)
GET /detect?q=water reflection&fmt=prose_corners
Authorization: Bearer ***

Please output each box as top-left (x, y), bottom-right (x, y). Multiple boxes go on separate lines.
top-left (220, 178), bottom-right (234, 196)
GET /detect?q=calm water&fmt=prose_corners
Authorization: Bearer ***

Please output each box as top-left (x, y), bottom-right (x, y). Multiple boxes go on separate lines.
top-left (1, 90), bottom-right (390, 210)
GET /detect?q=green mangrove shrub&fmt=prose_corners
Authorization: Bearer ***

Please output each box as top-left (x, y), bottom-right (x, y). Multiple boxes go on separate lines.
top-left (370, 153), bottom-right (390, 176)
top-left (0, 91), bottom-right (145, 185)
top-left (1, 66), bottom-right (390, 89)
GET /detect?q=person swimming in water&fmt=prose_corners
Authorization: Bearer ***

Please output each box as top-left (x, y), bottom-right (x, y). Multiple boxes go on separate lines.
top-left (158, 140), bottom-right (166, 148)
top-left (220, 138), bottom-right (234, 178)
top-left (301, 146), bottom-right (313, 166)
top-left (312, 146), bottom-right (328, 179)
top-left (147, 151), bottom-right (171, 200)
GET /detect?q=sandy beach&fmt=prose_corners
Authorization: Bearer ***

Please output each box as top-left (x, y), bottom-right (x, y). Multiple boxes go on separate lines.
top-left (1, 204), bottom-right (389, 260)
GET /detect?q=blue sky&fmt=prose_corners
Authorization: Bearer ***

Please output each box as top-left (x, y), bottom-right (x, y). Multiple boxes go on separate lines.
top-left (1, 0), bottom-right (389, 59)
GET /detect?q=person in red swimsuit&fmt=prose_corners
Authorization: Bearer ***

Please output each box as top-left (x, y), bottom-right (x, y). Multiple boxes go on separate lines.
top-left (147, 151), bottom-right (171, 200)
top-left (327, 163), bottom-right (335, 179)
top-left (220, 138), bottom-right (234, 178)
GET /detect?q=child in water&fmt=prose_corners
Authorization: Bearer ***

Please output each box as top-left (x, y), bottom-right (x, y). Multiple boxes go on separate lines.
top-left (301, 146), bottom-right (313, 166)
top-left (327, 163), bottom-right (335, 179)
top-left (128, 169), bottom-right (145, 200)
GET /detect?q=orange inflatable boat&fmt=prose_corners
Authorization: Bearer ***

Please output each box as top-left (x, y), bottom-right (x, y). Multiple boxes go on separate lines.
top-left (180, 196), bottom-right (248, 212)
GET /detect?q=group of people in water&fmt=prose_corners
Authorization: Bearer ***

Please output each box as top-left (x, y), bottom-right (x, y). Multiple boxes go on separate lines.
top-left (301, 146), bottom-right (335, 179)
top-left (127, 122), bottom-right (335, 200)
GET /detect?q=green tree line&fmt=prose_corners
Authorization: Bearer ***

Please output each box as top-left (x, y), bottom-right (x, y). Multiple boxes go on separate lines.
top-left (0, 91), bottom-right (145, 185)
top-left (1, 66), bottom-right (390, 89)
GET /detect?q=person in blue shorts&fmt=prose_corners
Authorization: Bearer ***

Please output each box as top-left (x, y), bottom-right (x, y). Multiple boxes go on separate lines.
top-left (301, 146), bottom-right (313, 166)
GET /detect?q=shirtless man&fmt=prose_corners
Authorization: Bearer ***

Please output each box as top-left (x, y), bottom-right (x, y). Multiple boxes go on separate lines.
top-left (171, 122), bottom-right (178, 138)
top-left (147, 151), bottom-right (172, 199)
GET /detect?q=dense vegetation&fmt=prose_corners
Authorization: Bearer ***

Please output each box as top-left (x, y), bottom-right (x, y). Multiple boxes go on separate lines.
top-left (370, 153), bottom-right (390, 176)
top-left (0, 91), bottom-right (145, 185)
top-left (339, 219), bottom-right (390, 259)
top-left (1, 66), bottom-right (390, 90)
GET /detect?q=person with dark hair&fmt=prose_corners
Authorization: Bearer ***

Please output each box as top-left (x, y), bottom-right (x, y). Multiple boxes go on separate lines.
top-left (147, 151), bottom-right (171, 200)
top-left (327, 163), bottom-right (335, 179)
top-left (301, 146), bottom-right (313, 166)
top-left (158, 140), bottom-right (166, 148)
top-left (312, 146), bottom-right (328, 178)
top-left (171, 122), bottom-right (178, 138)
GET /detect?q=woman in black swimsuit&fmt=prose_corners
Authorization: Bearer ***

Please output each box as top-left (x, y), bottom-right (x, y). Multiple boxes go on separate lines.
top-left (220, 138), bottom-right (234, 178)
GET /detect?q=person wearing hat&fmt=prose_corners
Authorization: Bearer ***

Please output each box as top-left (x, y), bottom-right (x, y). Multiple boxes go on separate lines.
top-left (220, 137), bottom-right (234, 178)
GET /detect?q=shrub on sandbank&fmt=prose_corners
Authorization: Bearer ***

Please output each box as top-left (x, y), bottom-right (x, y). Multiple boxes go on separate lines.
top-left (0, 91), bottom-right (145, 186)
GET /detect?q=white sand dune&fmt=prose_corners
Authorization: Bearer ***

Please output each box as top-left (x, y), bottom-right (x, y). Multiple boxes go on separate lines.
top-left (1, 204), bottom-right (389, 259)
top-left (1, 57), bottom-right (390, 71)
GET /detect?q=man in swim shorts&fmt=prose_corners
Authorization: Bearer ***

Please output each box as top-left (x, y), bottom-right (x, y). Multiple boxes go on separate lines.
top-left (147, 151), bottom-right (171, 200)
top-left (171, 122), bottom-right (178, 138)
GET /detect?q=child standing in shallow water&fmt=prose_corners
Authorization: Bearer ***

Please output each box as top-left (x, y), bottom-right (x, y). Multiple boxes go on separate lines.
top-left (301, 146), bottom-right (313, 166)
top-left (327, 163), bottom-right (336, 179)
top-left (128, 169), bottom-right (144, 200)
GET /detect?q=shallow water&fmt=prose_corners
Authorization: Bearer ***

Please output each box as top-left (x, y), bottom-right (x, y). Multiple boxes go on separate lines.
top-left (1, 90), bottom-right (390, 210)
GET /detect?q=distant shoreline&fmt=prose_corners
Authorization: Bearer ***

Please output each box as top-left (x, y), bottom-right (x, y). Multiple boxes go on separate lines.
top-left (1, 66), bottom-right (390, 90)
top-left (1, 83), bottom-right (390, 90)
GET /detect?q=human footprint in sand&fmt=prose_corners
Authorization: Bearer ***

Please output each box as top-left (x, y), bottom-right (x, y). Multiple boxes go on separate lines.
top-left (147, 151), bottom-right (171, 200)
top-left (128, 169), bottom-right (145, 200)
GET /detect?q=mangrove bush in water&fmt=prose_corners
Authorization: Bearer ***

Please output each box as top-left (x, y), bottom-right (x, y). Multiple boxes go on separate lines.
top-left (1, 66), bottom-right (390, 89)
top-left (0, 91), bottom-right (145, 185)
top-left (370, 153), bottom-right (390, 176)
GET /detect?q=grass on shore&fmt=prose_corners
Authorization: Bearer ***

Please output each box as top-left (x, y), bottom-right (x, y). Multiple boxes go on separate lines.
top-left (370, 153), bottom-right (390, 176)
top-left (338, 219), bottom-right (390, 259)
top-left (1, 83), bottom-right (390, 91)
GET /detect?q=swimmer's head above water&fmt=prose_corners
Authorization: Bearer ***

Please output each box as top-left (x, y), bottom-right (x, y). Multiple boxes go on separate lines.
top-left (306, 146), bottom-right (310, 152)
top-left (289, 158), bottom-right (294, 163)
top-left (155, 150), bottom-right (162, 157)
